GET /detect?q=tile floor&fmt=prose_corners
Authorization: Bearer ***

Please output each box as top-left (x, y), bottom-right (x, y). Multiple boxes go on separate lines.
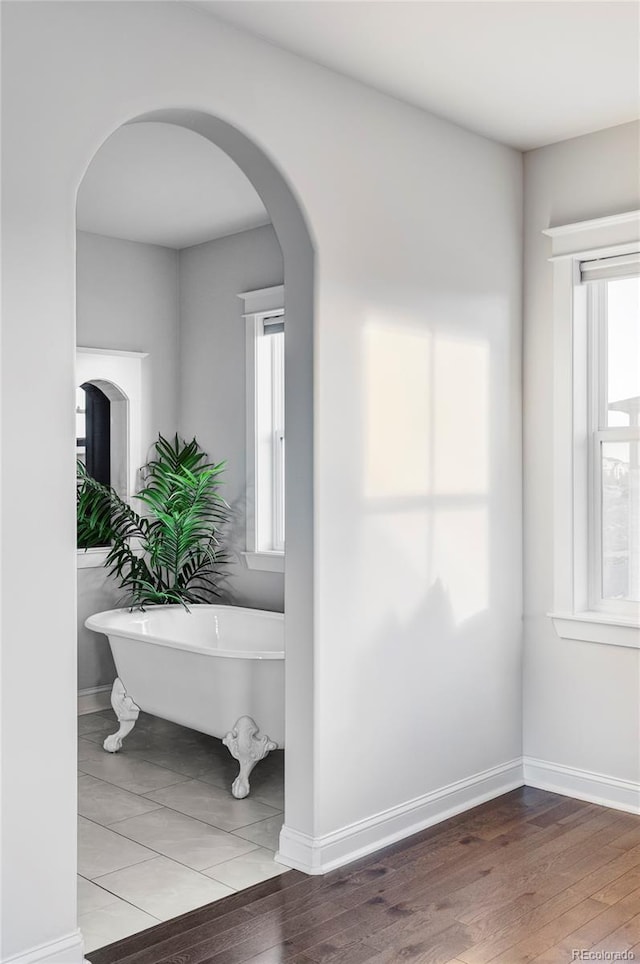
top-left (78, 709), bottom-right (288, 954)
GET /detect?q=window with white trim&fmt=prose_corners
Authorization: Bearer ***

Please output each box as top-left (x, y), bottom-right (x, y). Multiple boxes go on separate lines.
top-left (76, 347), bottom-right (147, 568)
top-left (545, 211), bottom-right (640, 648)
top-left (584, 261), bottom-right (639, 615)
top-left (238, 286), bottom-right (285, 573)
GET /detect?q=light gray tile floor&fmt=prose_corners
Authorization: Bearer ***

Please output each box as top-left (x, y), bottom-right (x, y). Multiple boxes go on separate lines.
top-left (78, 709), bottom-right (288, 955)
top-left (79, 775), bottom-right (164, 826)
top-left (79, 752), bottom-right (190, 795)
top-left (94, 854), bottom-right (235, 921)
top-left (78, 816), bottom-right (157, 879)
top-left (233, 813), bottom-right (286, 851)
top-left (109, 806), bottom-right (261, 870)
top-left (145, 778), bottom-right (281, 831)
top-left (78, 899), bottom-right (160, 954)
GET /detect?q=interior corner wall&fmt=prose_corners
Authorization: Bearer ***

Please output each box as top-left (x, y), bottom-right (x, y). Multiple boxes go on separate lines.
top-left (76, 231), bottom-right (179, 691)
top-left (523, 121), bottom-right (640, 789)
top-left (178, 224), bottom-right (284, 612)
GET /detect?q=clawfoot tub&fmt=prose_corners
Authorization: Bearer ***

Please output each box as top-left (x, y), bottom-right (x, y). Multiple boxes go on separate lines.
top-left (85, 605), bottom-right (284, 798)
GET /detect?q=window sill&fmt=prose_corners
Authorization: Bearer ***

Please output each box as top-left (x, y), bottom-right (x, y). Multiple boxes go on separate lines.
top-left (242, 551), bottom-right (285, 573)
top-left (550, 612), bottom-right (640, 649)
top-left (77, 547), bottom-right (110, 569)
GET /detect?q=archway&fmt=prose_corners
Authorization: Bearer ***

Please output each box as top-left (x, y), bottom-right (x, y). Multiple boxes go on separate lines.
top-left (76, 108), bottom-right (315, 948)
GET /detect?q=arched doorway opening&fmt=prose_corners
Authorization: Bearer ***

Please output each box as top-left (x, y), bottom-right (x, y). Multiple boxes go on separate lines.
top-left (75, 109), bottom-right (314, 950)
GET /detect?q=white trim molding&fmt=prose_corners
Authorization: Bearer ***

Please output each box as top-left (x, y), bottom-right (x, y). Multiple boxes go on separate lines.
top-left (523, 757), bottom-right (640, 815)
top-left (276, 759), bottom-right (524, 875)
top-left (76, 347), bottom-right (148, 500)
top-left (0, 930), bottom-right (85, 964)
top-left (78, 684), bottom-right (112, 715)
top-left (238, 284), bottom-right (284, 316)
top-left (76, 347), bottom-right (149, 569)
top-left (550, 612), bottom-right (640, 649)
top-left (544, 210), bottom-right (640, 647)
top-left (543, 210), bottom-right (640, 259)
top-left (76, 547), bottom-right (110, 570)
top-left (242, 550), bottom-right (284, 573)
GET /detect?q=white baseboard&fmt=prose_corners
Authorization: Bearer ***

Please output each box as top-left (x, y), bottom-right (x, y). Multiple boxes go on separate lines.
top-left (277, 758), bottom-right (524, 875)
top-left (1, 931), bottom-right (85, 964)
top-left (523, 756), bottom-right (640, 815)
top-left (78, 684), bottom-right (111, 716)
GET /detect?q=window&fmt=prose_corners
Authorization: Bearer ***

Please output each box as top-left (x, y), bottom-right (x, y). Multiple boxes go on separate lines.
top-left (76, 347), bottom-right (147, 567)
top-left (585, 267), bottom-right (640, 615)
top-left (77, 382), bottom-right (111, 486)
top-left (238, 286), bottom-right (285, 572)
top-left (545, 211), bottom-right (640, 647)
top-left (77, 382), bottom-right (112, 551)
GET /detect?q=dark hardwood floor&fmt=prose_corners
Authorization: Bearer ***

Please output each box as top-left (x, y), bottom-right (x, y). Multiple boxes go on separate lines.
top-left (88, 787), bottom-right (640, 964)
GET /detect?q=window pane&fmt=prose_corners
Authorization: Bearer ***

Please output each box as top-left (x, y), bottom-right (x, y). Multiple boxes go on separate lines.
top-left (602, 441), bottom-right (639, 602)
top-left (76, 386), bottom-right (86, 463)
top-left (607, 277), bottom-right (640, 427)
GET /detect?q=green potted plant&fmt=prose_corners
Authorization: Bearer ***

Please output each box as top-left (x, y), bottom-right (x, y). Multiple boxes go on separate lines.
top-left (77, 434), bottom-right (230, 608)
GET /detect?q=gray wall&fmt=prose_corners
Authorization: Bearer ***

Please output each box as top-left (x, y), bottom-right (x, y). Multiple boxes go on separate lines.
top-left (77, 231), bottom-right (180, 691)
top-left (76, 231), bottom-right (180, 451)
top-left (523, 121), bottom-right (640, 781)
top-left (178, 224), bottom-right (284, 612)
top-left (77, 225), bottom-right (283, 691)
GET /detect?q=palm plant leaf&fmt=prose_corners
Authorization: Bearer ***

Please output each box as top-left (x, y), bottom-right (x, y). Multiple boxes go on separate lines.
top-left (77, 435), bottom-right (230, 610)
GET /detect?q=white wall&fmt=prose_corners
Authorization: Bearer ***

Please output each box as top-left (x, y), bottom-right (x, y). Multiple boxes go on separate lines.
top-left (179, 224), bottom-right (284, 612)
top-left (0, 3), bottom-right (522, 959)
top-left (76, 231), bottom-right (180, 692)
top-left (523, 122), bottom-right (640, 786)
top-left (312, 117), bottom-right (523, 843)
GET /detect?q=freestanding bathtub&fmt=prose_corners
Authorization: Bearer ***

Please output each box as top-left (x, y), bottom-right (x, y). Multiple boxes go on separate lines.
top-left (84, 604), bottom-right (284, 798)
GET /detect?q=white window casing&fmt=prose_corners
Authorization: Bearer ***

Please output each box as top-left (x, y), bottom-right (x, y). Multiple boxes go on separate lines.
top-left (544, 211), bottom-right (640, 648)
top-left (76, 347), bottom-right (147, 568)
top-left (238, 285), bottom-right (285, 574)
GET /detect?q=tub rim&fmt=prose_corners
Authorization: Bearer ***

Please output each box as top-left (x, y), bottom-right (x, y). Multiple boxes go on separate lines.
top-left (84, 604), bottom-right (285, 660)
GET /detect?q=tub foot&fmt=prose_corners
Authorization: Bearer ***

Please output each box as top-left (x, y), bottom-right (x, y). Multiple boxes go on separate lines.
top-left (103, 677), bottom-right (140, 753)
top-left (223, 716), bottom-right (277, 799)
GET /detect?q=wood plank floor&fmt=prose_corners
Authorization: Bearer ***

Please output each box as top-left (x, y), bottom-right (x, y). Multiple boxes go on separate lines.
top-left (88, 788), bottom-right (640, 964)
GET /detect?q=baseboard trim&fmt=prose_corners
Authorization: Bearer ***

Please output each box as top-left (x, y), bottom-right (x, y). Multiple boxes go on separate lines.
top-left (78, 684), bottom-right (111, 715)
top-left (1, 930), bottom-right (85, 964)
top-left (277, 758), bottom-right (524, 875)
top-left (523, 756), bottom-right (640, 815)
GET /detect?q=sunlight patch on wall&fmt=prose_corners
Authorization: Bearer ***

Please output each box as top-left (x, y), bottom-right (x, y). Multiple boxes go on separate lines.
top-left (364, 324), bottom-right (431, 498)
top-left (434, 337), bottom-right (489, 495)
top-left (364, 322), bottom-right (490, 500)
top-left (363, 320), bottom-right (491, 625)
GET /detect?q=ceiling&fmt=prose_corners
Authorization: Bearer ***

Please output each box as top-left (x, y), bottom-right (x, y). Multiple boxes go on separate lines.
top-left (77, 4), bottom-right (639, 247)
top-left (195, 1), bottom-right (640, 151)
top-left (77, 122), bottom-right (269, 249)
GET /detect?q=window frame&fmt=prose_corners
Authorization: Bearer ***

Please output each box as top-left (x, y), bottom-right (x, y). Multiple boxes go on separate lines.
top-left (586, 281), bottom-right (640, 618)
top-left (76, 347), bottom-right (147, 569)
top-left (238, 285), bottom-right (285, 574)
top-left (544, 210), bottom-right (640, 648)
